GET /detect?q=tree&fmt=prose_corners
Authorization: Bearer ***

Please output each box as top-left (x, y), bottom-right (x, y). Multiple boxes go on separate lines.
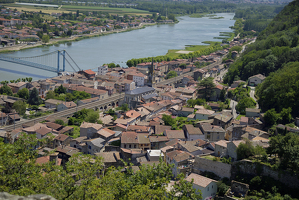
top-left (162, 114), bottom-right (176, 126)
top-left (27, 88), bottom-right (40, 105)
top-left (117, 103), bottom-right (129, 111)
top-left (12, 100), bottom-right (26, 115)
top-left (264, 108), bottom-right (279, 127)
top-left (197, 77), bottom-right (215, 100)
top-left (45, 90), bottom-right (56, 100)
top-left (236, 139), bottom-right (255, 160)
top-left (85, 110), bottom-right (99, 123)
top-left (235, 97), bottom-right (256, 115)
top-left (55, 84), bottom-right (66, 94)
top-left (17, 88), bottom-right (29, 100)
top-left (166, 71), bottom-right (177, 79)
top-left (55, 119), bottom-right (65, 126)
top-left (0, 84), bottom-right (13, 96)
top-left (279, 107), bottom-right (292, 124)
top-left (219, 88), bottom-right (226, 102)
top-left (42, 35), bottom-right (50, 43)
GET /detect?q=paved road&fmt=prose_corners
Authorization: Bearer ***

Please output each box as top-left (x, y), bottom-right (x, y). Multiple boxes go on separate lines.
top-left (230, 99), bottom-right (238, 119)
top-left (249, 86), bottom-right (259, 109)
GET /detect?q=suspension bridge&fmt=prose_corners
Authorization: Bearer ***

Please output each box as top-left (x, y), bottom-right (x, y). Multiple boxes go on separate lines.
top-left (0, 50), bottom-right (81, 74)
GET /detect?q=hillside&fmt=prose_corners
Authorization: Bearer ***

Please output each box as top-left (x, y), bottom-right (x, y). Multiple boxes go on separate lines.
top-left (223, 0), bottom-right (299, 116)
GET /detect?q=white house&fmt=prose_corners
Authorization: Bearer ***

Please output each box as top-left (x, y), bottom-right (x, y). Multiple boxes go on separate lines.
top-left (185, 173), bottom-right (217, 200)
top-left (195, 109), bottom-right (215, 120)
top-left (98, 65), bottom-right (108, 76)
top-left (128, 72), bottom-right (146, 87)
top-left (183, 124), bottom-right (204, 141)
top-left (248, 74), bottom-right (266, 86)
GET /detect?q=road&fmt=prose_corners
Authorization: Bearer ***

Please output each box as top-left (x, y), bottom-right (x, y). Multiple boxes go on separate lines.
top-left (249, 86), bottom-right (259, 109)
top-left (230, 99), bottom-right (238, 119)
top-left (2, 93), bottom-right (125, 132)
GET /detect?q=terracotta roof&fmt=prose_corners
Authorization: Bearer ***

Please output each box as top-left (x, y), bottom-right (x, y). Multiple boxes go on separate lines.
top-left (165, 139), bottom-right (181, 147)
top-left (196, 109), bottom-right (215, 115)
top-left (35, 156), bottom-right (62, 166)
top-left (121, 132), bottom-right (138, 144)
top-left (125, 110), bottom-right (141, 119)
top-left (84, 69), bottom-right (96, 75)
top-left (45, 122), bottom-right (63, 130)
top-left (164, 130), bottom-right (185, 140)
top-left (57, 126), bottom-right (73, 134)
top-left (127, 125), bottom-right (150, 133)
top-left (183, 124), bottom-right (202, 135)
top-left (23, 123), bottom-right (47, 133)
top-left (54, 134), bottom-right (70, 142)
top-left (80, 122), bottom-right (102, 130)
top-left (186, 173), bottom-right (217, 188)
top-left (60, 101), bottom-right (76, 108)
top-left (149, 136), bottom-right (169, 143)
top-left (97, 128), bottom-right (115, 138)
top-left (215, 140), bottom-right (229, 148)
top-left (36, 127), bottom-right (52, 136)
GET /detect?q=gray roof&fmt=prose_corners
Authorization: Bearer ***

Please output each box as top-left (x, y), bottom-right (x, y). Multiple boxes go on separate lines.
top-left (125, 87), bottom-right (155, 95)
top-left (90, 137), bottom-right (105, 148)
top-left (142, 93), bottom-right (158, 100)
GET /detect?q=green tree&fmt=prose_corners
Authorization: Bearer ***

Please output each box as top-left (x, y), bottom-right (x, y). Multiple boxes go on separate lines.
top-left (42, 35), bottom-right (50, 43)
top-left (236, 97), bottom-right (256, 115)
top-left (45, 90), bottom-right (56, 100)
top-left (197, 77), bottom-right (215, 100)
top-left (17, 88), bottom-right (29, 100)
top-left (166, 71), bottom-right (177, 79)
top-left (279, 107), bottom-right (292, 124)
top-left (264, 108), bottom-right (279, 127)
top-left (117, 103), bottom-right (129, 111)
top-left (85, 110), bottom-right (99, 123)
top-left (54, 119), bottom-right (65, 126)
top-left (55, 85), bottom-right (67, 95)
top-left (162, 114), bottom-right (176, 126)
top-left (236, 139), bottom-right (255, 160)
top-left (219, 88), bottom-right (226, 102)
top-left (27, 87), bottom-right (40, 106)
top-left (0, 84), bottom-right (13, 96)
top-left (12, 100), bottom-right (26, 115)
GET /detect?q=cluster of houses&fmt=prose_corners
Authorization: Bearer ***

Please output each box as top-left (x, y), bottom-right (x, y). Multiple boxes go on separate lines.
top-left (0, 7), bottom-right (157, 47)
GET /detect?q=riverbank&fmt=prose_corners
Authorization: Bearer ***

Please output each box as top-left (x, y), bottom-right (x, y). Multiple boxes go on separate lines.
top-left (0, 22), bottom-right (159, 54)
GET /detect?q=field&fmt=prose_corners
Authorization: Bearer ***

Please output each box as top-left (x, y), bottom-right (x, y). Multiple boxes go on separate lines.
top-left (4, 3), bottom-right (150, 16)
top-left (166, 41), bottom-right (220, 57)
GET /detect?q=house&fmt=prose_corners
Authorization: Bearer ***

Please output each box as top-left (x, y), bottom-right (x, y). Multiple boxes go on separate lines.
top-left (164, 130), bottom-right (185, 141)
top-left (149, 136), bottom-right (169, 149)
top-left (248, 74), bottom-right (266, 86)
top-left (70, 136), bottom-right (87, 150)
top-left (179, 107), bottom-right (194, 117)
top-left (97, 128), bottom-right (115, 140)
top-left (80, 69), bottom-right (96, 80)
top-left (213, 114), bottom-right (233, 129)
top-left (185, 173), bottom-right (217, 200)
top-left (80, 122), bottom-right (102, 138)
top-left (147, 150), bottom-right (164, 161)
top-left (227, 140), bottom-right (244, 161)
top-left (200, 123), bottom-right (225, 142)
top-left (36, 127), bottom-right (52, 139)
top-left (45, 99), bottom-right (64, 109)
top-left (98, 65), bottom-right (108, 75)
top-left (56, 101), bottom-right (77, 112)
top-left (53, 134), bottom-right (72, 148)
top-left (77, 97), bottom-right (99, 106)
top-left (166, 150), bottom-right (194, 177)
top-left (84, 137), bottom-right (106, 155)
top-left (36, 153), bottom-right (62, 166)
top-left (214, 140), bottom-right (229, 157)
top-left (121, 132), bottom-right (151, 150)
top-left (127, 72), bottom-right (146, 87)
top-left (178, 141), bottom-right (203, 156)
top-left (195, 109), bottom-right (215, 120)
top-left (95, 152), bottom-right (122, 168)
top-left (245, 108), bottom-right (260, 118)
top-left (182, 124), bottom-right (204, 141)
top-left (8, 82), bottom-right (27, 93)
top-left (124, 87), bottom-right (155, 108)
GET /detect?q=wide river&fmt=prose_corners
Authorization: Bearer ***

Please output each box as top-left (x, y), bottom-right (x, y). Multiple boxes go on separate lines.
top-left (0, 13), bottom-right (235, 81)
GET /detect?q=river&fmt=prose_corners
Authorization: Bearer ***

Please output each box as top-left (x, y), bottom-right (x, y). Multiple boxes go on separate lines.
top-left (0, 13), bottom-right (235, 82)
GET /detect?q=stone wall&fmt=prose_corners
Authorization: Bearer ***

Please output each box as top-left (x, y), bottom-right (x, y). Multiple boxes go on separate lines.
top-left (0, 192), bottom-right (56, 200)
top-left (193, 156), bottom-right (231, 178)
top-left (231, 160), bottom-right (299, 189)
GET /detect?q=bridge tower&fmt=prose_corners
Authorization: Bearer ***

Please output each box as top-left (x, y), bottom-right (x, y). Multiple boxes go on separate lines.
top-left (57, 50), bottom-right (66, 74)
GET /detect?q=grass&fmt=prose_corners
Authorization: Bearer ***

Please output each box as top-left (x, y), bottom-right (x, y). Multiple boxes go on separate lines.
top-left (236, 114), bottom-right (245, 120)
top-left (189, 13), bottom-right (208, 18)
top-left (202, 155), bottom-right (216, 161)
top-left (166, 41), bottom-right (221, 57)
top-left (68, 125), bottom-right (80, 138)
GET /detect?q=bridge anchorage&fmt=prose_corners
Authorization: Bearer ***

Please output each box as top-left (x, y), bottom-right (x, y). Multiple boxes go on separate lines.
top-left (0, 50), bottom-right (81, 75)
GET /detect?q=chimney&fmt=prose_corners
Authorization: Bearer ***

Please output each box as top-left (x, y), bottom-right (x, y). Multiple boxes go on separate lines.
top-left (49, 152), bottom-right (59, 165)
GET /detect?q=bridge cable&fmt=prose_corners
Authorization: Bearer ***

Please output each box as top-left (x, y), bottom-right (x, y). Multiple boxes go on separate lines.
top-left (65, 51), bottom-right (81, 71)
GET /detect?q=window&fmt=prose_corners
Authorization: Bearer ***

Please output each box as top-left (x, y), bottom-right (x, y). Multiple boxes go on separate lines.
top-left (89, 145), bottom-right (91, 149)
top-left (129, 144), bottom-right (131, 148)
top-left (207, 187), bottom-right (209, 191)
top-left (134, 145), bottom-right (136, 148)
top-left (124, 144), bottom-right (126, 148)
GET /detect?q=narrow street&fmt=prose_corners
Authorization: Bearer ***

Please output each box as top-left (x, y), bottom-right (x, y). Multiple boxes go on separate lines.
top-left (230, 99), bottom-right (238, 119)
top-left (249, 86), bottom-right (259, 109)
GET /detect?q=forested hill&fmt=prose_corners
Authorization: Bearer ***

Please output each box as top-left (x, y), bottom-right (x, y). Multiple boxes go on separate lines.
top-left (258, 0), bottom-right (299, 39)
top-left (223, 0), bottom-right (299, 117)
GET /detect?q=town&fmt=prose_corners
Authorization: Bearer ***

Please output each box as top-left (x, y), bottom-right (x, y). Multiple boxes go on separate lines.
top-left (1, 34), bottom-right (293, 200)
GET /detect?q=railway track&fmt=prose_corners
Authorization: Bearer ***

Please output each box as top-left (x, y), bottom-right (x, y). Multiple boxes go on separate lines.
top-left (3, 93), bottom-right (125, 132)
